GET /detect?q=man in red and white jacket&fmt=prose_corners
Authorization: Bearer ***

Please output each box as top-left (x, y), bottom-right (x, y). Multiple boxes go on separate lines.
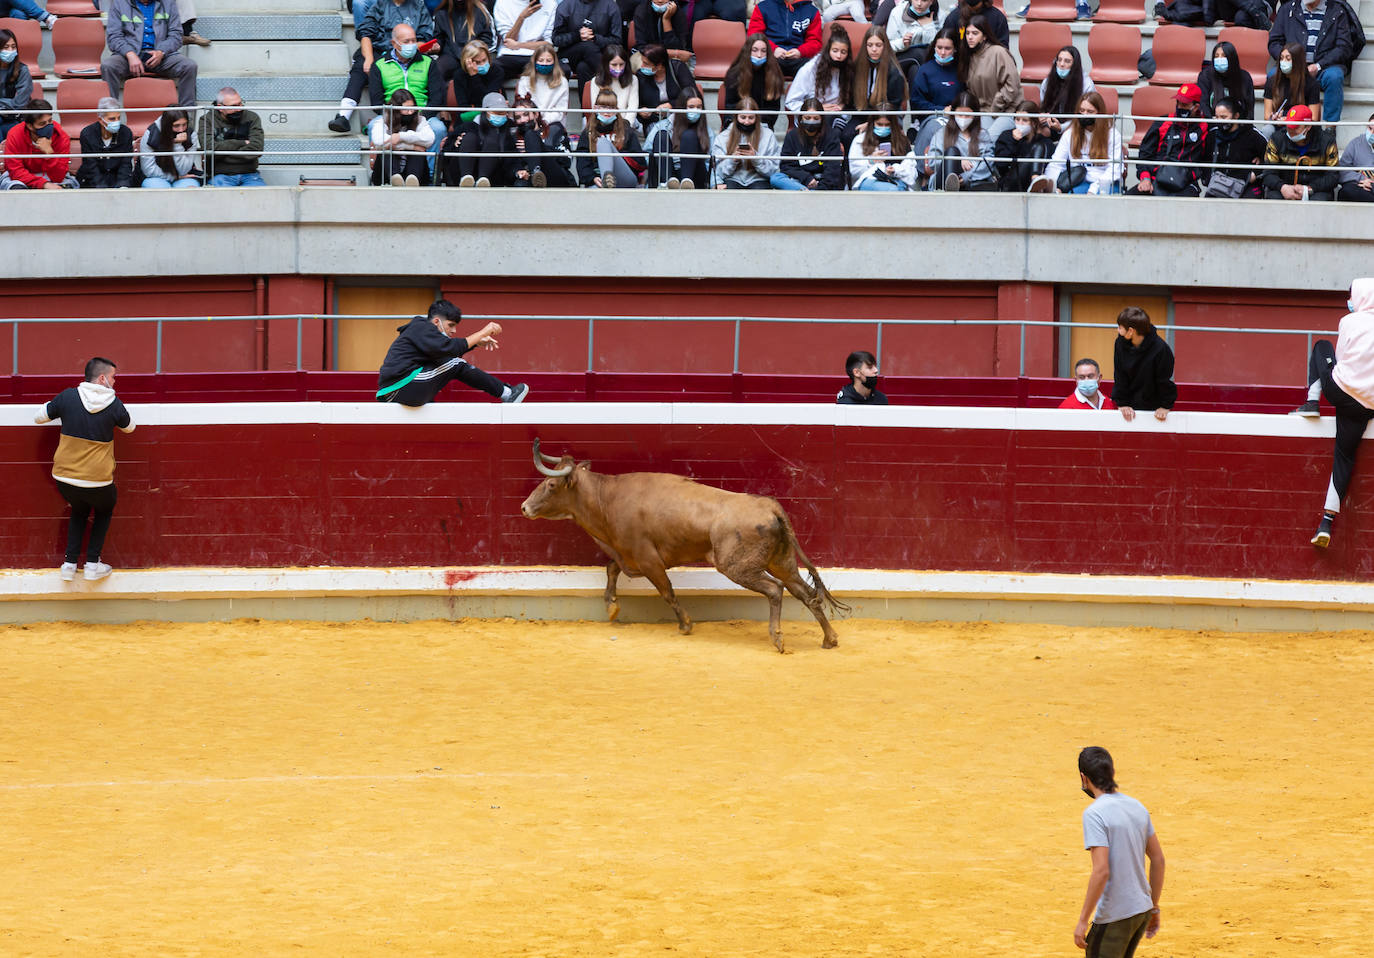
top-left (1060, 358), bottom-right (1118, 411)
top-left (1, 98), bottom-right (78, 190)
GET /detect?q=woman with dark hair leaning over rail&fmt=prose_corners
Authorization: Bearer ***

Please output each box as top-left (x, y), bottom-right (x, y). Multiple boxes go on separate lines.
top-left (1112, 307), bottom-right (1176, 424)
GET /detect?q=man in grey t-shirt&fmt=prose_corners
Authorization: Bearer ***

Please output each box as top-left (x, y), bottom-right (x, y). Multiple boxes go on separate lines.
top-left (1074, 747), bottom-right (1167, 958)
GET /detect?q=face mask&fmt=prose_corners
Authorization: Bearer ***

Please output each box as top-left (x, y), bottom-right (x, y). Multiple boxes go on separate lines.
top-left (935, 52), bottom-right (954, 65)
top-left (685, 109), bottom-right (702, 123)
top-left (1290, 130), bottom-right (1307, 143)
top-left (862, 375), bottom-right (879, 390)
top-left (868, 51), bottom-right (882, 62)
top-left (1213, 56), bottom-right (1228, 72)
top-left (749, 54), bottom-right (768, 68)
top-left (639, 65), bottom-right (655, 76)
top-left (955, 115), bottom-right (973, 131)
top-left (1014, 121), bottom-right (1031, 136)
top-left (400, 42), bottom-right (418, 59)
top-left (1365, 131), bottom-right (1374, 147)
top-left (1079, 116), bottom-right (1096, 129)
top-left (1056, 65), bottom-right (1070, 79)
top-left (874, 125), bottom-right (891, 138)
top-left (400, 110), bottom-right (417, 118)
top-left (800, 119), bottom-right (822, 133)
top-left (488, 113), bottom-right (507, 126)
top-left (221, 110), bottom-right (244, 124)
top-left (652, 1), bottom-right (668, 8)
top-left (535, 62), bottom-right (554, 75)
top-left (1076, 379), bottom-right (1100, 398)
top-left (104, 120), bottom-right (122, 134)
top-left (735, 120), bottom-right (756, 133)
top-left (1279, 59), bottom-right (1293, 75)
top-left (610, 65), bottom-right (624, 76)
top-left (596, 112), bottom-right (617, 125)
top-left (31, 123), bottom-right (53, 138)
top-left (0, 49), bottom-right (16, 64)
top-left (1349, 300), bottom-right (1358, 312)
top-left (476, 61), bottom-right (490, 74)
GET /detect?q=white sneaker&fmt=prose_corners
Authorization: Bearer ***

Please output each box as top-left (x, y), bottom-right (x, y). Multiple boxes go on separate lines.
top-left (60, 562), bottom-right (77, 581)
top-left (42, 13), bottom-right (58, 29)
top-left (84, 562), bottom-right (113, 581)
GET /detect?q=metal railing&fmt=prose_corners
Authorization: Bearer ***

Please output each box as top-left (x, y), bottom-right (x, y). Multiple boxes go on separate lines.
top-left (0, 312), bottom-right (1340, 378)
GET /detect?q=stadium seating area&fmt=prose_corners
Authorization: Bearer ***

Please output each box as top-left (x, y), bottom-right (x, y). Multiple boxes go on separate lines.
top-left (2, 0), bottom-right (1372, 186)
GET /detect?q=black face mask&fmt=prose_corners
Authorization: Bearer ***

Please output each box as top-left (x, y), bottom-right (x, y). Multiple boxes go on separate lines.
top-left (30, 123), bottom-right (54, 138)
top-left (862, 375), bottom-right (879, 390)
top-left (1079, 116), bottom-right (1096, 129)
top-left (221, 110), bottom-right (244, 124)
top-left (735, 120), bottom-right (756, 134)
top-left (1081, 785), bottom-right (1094, 798)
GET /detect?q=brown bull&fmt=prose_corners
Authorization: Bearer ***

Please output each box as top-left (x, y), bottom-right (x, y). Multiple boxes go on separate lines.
top-left (519, 439), bottom-right (849, 653)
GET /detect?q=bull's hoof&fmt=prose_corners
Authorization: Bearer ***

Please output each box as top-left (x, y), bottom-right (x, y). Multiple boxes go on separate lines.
top-left (678, 621), bottom-right (693, 635)
top-left (823, 636), bottom-right (839, 649)
top-left (606, 601), bottom-right (620, 622)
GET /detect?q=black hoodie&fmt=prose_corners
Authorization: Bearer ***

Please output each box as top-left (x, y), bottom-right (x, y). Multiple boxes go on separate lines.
top-left (1111, 327), bottom-right (1177, 412)
top-left (837, 383), bottom-right (889, 405)
top-left (378, 316), bottom-right (480, 388)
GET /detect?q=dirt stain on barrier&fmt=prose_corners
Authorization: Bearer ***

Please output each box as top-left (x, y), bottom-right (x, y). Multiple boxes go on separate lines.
top-left (1, 618), bottom-right (1370, 957)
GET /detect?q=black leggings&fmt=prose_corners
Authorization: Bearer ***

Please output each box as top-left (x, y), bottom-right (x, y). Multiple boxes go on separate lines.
top-left (1311, 338), bottom-right (1374, 513)
top-left (647, 127), bottom-right (707, 187)
top-left (381, 357), bottom-right (509, 405)
top-left (57, 481), bottom-right (117, 564)
top-left (371, 150), bottom-right (432, 185)
top-left (445, 124), bottom-right (542, 185)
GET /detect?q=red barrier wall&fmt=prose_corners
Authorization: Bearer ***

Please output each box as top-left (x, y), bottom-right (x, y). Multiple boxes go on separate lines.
top-left (2, 407), bottom-right (1367, 580)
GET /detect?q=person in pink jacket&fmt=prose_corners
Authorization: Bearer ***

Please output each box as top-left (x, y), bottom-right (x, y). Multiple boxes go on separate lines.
top-left (1292, 277), bottom-right (1374, 548)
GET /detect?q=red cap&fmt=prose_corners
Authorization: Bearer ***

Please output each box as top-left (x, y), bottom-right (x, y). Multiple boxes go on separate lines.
top-left (1285, 104), bottom-right (1314, 123)
top-left (1173, 83), bottom-right (1202, 103)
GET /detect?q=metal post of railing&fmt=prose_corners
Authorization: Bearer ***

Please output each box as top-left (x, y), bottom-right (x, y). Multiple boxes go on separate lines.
top-left (11, 322), bottom-right (17, 376)
top-left (155, 319), bottom-right (163, 374)
top-left (297, 316), bottom-right (303, 372)
top-left (587, 318), bottom-right (595, 373)
top-left (875, 321), bottom-right (883, 372)
top-left (732, 319), bottom-right (741, 375)
top-left (1019, 322), bottom-right (1026, 377)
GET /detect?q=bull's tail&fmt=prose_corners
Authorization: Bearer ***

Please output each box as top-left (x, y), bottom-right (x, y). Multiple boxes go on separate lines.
top-left (775, 508), bottom-right (852, 617)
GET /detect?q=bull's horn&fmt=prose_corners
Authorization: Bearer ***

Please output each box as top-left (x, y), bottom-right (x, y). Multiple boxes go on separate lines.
top-left (533, 439), bottom-right (573, 477)
top-left (534, 437), bottom-right (562, 465)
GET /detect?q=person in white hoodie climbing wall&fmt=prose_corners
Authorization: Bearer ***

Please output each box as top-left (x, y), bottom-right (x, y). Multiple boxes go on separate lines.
top-left (34, 357), bottom-right (136, 581)
top-left (1291, 278), bottom-right (1374, 549)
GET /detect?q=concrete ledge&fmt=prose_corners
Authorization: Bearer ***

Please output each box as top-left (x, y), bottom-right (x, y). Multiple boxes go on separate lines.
top-left (3, 566), bottom-right (1371, 632)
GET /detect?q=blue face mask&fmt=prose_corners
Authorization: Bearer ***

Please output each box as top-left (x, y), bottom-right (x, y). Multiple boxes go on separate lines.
top-left (1350, 300), bottom-right (1358, 312)
top-left (104, 120), bottom-right (122, 134)
top-left (935, 52), bottom-right (953, 66)
top-left (685, 109), bottom-right (702, 122)
top-left (1076, 378), bottom-right (1100, 398)
top-left (1365, 131), bottom-right (1374, 147)
top-left (750, 54), bottom-right (767, 66)
top-left (0, 49), bottom-right (16, 65)
top-left (476, 61), bottom-right (490, 75)
top-left (639, 65), bottom-right (655, 76)
top-left (596, 112), bottom-right (617, 124)
top-left (873, 125), bottom-right (891, 138)
top-left (1213, 56), bottom-right (1228, 72)
top-left (535, 62), bottom-right (553, 75)
top-left (1055, 65), bottom-right (1070, 79)
top-left (1279, 58), bottom-right (1293, 74)
top-left (400, 42), bottom-right (418, 59)
top-left (488, 113), bottom-right (507, 126)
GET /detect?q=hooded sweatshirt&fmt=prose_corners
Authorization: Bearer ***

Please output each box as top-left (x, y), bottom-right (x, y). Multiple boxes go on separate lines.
top-left (378, 315), bottom-right (482, 390)
top-left (1332, 278), bottom-right (1374, 410)
top-left (1111, 326), bottom-right (1177, 411)
top-left (35, 382), bottom-right (135, 487)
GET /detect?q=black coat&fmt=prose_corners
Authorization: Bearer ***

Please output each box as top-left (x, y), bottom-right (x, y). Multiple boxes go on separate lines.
top-left (779, 126), bottom-right (845, 190)
top-left (552, 0), bottom-right (623, 50)
top-left (1195, 62), bottom-right (1255, 119)
top-left (1208, 124), bottom-right (1267, 193)
top-left (434, 4), bottom-right (496, 54)
top-left (942, 3), bottom-right (1009, 48)
top-left (1268, 0), bottom-right (1363, 69)
top-left (635, 59), bottom-right (695, 114)
top-left (76, 122), bottom-right (135, 189)
top-left (631, 0), bottom-right (688, 50)
top-left (722, 65), bottom-right (783, 123)
top-left (450, 62), bottom-right (506, 112)
top-left (1136, 113), bottom-right (1210, 190)
top-left (1111, 328), bottom-right (1177, 411)
top-left (993, 128), bottom-right (1052, 191)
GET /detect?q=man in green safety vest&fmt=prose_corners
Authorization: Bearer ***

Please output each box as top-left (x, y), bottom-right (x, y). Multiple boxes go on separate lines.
top-left (367, 22), bottom-right (450, 175)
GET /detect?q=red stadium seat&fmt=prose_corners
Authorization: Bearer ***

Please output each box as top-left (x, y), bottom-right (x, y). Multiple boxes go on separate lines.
top-left (46, 0), bottom-right (102, 14)
top-left (1094, 83), bottom-right (1119, 117)
top-left (1088, 23), bottom-right (1142, 84)
top-left (689, 19), bottom-right (745, 81)
top-left (1094, 0), bottom-right (1146, 22)
top-left (1023, 81), bottom-right (1042, 104)
top-left (1024, 0), bottom-right (1080, 21)
top-left (0, 18), bottom-right (44, 78)
top-left (1128, 82), bottom-right (1175, 146)
top-left (54, 77), bottom-right (107, 129)
top-left (122, 76), bottom-right (178, 139)
top-left (53, 16), bottom-right (107, 79)
top-left (1017, 21), bottom-right (1072, 82)
top-left (1218, 26), bottom-right (1270, 89)
top-left (1147, 24), bottom-right (1206, 86)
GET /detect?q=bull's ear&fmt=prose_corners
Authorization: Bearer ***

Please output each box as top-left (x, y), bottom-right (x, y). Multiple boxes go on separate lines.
top-left (577, 461), bottom-right (592, 471)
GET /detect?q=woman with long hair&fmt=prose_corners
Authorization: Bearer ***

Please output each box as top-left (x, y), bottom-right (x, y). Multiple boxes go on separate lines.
top-left (587, 44), bottom-right (640, 122)
top-left (773, 95), bottom-right (845, 189)
top-left (994, 98), bottom-right (1054, 192)
top-left (887, 0), bottom-right (940, 88)
top-left (783, 24), bottom-right (856, 137)
top-left (724, 33), bottom-right (785, 128)
top-left (433, 0), bottom-right (497, 91)
top-left (516, 41), bottom-right (572, 169)
top-left (1038, 45), bottom-right (1093, 141)
top-left (852, 26), bottom-right (908, 121)
top-left (370, 88), bottom-right (435, 186)
top-left (1263, 42), bottom-right (1321, 129)
top-left (450, 40), bottom-right (506, 123)
top-left (711, 96), bottom-right (781, 188)
top-left (445, 91), bottom-right (543, 187)
top-left (575, 89), bottom-right (645, 187)
top-left (634, 43), bottom-right (697, 132)
top-left (1037, 90), bottom-right (1122, 194)
top-left (1196, 39), bottom-right (1254, 120)
top-left (923, 90), bottom-right (994, 190)
top-left (958, 14), bottom-right (1017, 138)
top-left (0, 28), bottom-right (34, 139)
top-left (646, 85), bottom-right (712, 188)
top-left (849, 101), bottom-right (917, 190)
top-left (139, 109), bottom-right (201, 189)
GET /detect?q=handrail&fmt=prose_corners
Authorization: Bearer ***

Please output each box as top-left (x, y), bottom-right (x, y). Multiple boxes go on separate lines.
top-left (1, 313), bottom-right (1339, 378)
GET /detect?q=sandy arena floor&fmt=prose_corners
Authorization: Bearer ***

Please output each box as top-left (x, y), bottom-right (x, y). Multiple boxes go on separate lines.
top-left (1, 616), bottom-right (1371, 957)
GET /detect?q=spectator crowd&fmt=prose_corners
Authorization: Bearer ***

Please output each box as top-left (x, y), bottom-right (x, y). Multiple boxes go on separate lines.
top-left (0, 0), bottom-right (1370, 196)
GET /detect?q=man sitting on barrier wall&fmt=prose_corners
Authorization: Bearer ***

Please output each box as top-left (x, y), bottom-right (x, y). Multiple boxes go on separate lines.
top-left (1291, 278), bottom-right (1374, 549)
top-left (837, 350), bottom-right (889, 404)
top-left (377, 299), bottom-right (530, 406)
top-left (1060, 358), bottom-right (1117, 410)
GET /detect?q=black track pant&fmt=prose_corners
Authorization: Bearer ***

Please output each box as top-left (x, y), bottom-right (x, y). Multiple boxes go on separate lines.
top-left (1311, 338), bottom-right (1374, 513)
top-left (381, 356), bottom-right (508, 406)
top-left (57, 481), bottom-right (117, 563)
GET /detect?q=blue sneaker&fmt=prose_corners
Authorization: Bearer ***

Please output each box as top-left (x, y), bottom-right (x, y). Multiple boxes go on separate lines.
top-left (1014, 1), bottom-right (1030, 15)
top-left (1076, 0), bottom-right (1092, 16)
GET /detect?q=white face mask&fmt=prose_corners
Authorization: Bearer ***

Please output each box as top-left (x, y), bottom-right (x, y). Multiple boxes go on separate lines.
top-left (1014, 121), bottom-right (1031, 135)
top-left (954, 115), bottom-right (972, 131)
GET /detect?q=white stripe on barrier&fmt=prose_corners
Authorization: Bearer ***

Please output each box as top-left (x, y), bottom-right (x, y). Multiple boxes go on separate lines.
top-left (0, 402), bottom-right (1349, 439)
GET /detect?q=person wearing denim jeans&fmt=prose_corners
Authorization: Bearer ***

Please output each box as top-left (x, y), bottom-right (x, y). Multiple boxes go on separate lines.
top-left (0, 0), bottom-right (57, 27)
top-left (196, 87), bottom-right (268, 186)
top-left (1267, 0), bottom-right (1361, 123)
